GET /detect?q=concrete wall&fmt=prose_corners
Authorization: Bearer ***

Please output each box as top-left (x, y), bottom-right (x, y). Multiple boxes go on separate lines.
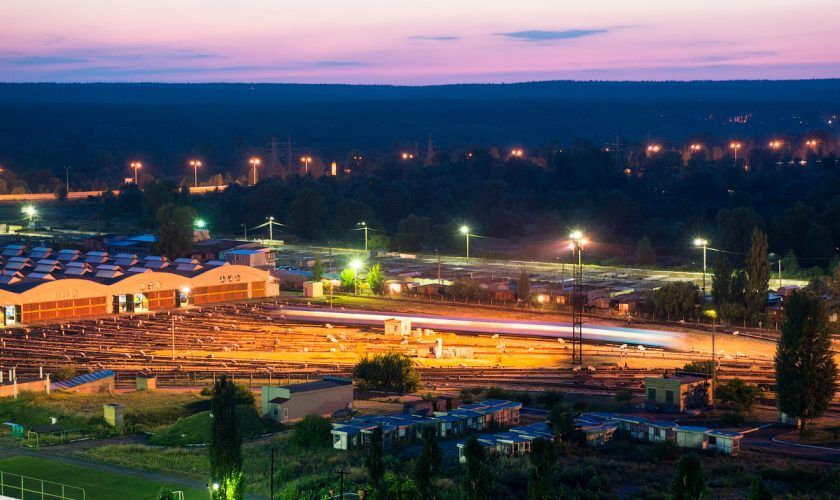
top-left (0, 378), bottom-right (48, 398)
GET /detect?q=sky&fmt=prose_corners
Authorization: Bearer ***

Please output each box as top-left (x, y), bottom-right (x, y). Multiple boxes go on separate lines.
top-left (1, 0), bottom-right (839, 84)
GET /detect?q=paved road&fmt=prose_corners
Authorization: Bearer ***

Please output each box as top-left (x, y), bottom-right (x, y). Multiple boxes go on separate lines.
top-left (0, 441), bottom-right (268, 499)
top-left (272, 305), bottom-right (684, 348)
top-left (742, 427), bottom-right (840, 464)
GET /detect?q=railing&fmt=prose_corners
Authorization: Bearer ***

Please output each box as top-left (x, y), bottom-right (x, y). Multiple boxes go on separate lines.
top-left (0, 471), bottom-right (85, 500)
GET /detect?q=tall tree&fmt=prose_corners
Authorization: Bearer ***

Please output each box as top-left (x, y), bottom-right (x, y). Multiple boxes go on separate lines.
top-left (670, 453), bottom-right (706, 500)
top-left (366, 263), bottom-right (385, 295)
top-left (711, 255), bottom-right (733, 311)
top-left (635, 236), bottom-right (656, 266)
top-left (413, 428), bottom-right (442, 500)
top-left (461, 437), bottom-right (491, 500)
top-left (517, 268), bottom-right (531, 303)
top-left (311, 256), bottom-right (324, 281)
top-left (547, 403), bottom-right (576, 441)
top-left (208, 376), bottom-right (244, 500)
top-left (365, 427), bottom-right (386, 492)
top-left (745, 228), bottom-right (770, 323)
top-left (775, 291), bottom-right (838, 435)
top-left (154, 203), bottom-right (197, 260)
top-left (528, 438), bottom-right (557, 500)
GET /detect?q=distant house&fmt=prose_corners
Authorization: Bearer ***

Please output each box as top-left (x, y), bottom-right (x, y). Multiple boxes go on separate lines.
top-left (644, 373), bottom-right (709, 413)
top-left (221, 248), bottom-right (276, 269)
top-left (261, 377), bottom-right (353, 423)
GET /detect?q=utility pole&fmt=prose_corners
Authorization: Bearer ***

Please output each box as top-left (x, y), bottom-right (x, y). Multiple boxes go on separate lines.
top-left (267, 217), bottom-right (275, 242)
top-left (171, 316), bottom-right (175, 361)
top-left (436, 250), bottom-right (442, 284)
top-left (711, 319), bottom-right (717, 413)
top-left (357, 222), bottom-right (368, 251)
top-left (242, 223), bottom-right (248, 240)
top-left (64, 166), bottom-right (71, 194)
top-left (270, 447), bottom-right (276, 500)
top-left (270, 136), bottom-right (279, 177)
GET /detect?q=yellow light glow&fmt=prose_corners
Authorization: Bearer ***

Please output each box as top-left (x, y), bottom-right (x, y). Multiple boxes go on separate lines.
top-left (459, 225), bottom-right (470, 235)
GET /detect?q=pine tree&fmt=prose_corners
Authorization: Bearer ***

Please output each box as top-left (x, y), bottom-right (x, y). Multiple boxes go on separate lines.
top-left (745, 229), bottom-right (770, 323)
top-left (775, 291), bottom-right (838, 435)
top-left (365, 427), bottom-right (386, 492)
top-left (311, 256), bottom-right (324, 281)
top-left (670, 453), bottom-right (706, 500)
top-left (413, 427), bottom-right (442, 499)
top-left (636, 236), bottom-right (656, 266)
top-left (711, 255), bottom-right (733, 311)
top-left (517, 268), bottom-right (531, 302)
top-left (209, 376), bottom-right (244, 499)
top-left (461, 437), bottom-right (491, 500)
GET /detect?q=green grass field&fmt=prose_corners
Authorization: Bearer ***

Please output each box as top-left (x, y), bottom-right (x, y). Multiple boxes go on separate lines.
top-left (149, 405), bottom-right (281, 446)
top-left (0, 390), bottom-right (209, 438)
top-left (0, 456), bottom-right (207, 500)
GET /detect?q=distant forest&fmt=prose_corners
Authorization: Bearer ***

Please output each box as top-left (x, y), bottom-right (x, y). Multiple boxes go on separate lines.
top-left (1, 81), bottom-right (839, 271)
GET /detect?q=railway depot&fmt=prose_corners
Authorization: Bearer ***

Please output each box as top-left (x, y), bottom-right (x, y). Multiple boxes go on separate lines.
top-left (0, 244), bottom-right (278, 325)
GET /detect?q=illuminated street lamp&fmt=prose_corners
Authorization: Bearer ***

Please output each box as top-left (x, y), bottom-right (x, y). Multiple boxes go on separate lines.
top-left (729, 142), bottom-right (742, 161)
top-left (689, 143), bottom-right (703, 153)
top-left (349, 259), bottom-right (363, 294)
top-left (189, 159), bottom-right (202, 188)
top-left (646, 144), bottom-right (661, 154)
top-left (693, 238), bottom-right (709, 295)
top-left (357, 221), bottom-right (368, 252)
top-left (459, 225), bottom-right (471, 259)
top-left (194, 218), bottom-right (206, 230)
top-left (704, 309), bottom-right (719, 412)
top-left (249, 157), bottom-right (261, 186)
top-left (400, 152), bottom-right (414, 160)
top-left (266, 216), bottom-right (274, 241)
top-left (569, 230), bottom-right (586, 365)
top-left (768, 140), bottom-right (783, 150)
top-left (300, 156), bottom-right (313, 174)
top-left (130, 161), bottom-right (142, 184)
top-left (510, 149), bottom-right (524, 158)
top-left (22, 205), bottom-right (37, 227)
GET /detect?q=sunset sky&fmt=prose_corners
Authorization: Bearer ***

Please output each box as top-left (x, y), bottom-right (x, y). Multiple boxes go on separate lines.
top-left (2, 0), bottom-right (838, 83)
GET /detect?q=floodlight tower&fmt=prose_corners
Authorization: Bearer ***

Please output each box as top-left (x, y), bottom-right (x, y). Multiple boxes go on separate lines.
top-left (569, 230), bottom-right (585, 365)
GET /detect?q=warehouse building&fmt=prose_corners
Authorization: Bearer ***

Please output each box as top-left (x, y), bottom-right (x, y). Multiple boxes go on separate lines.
top-left (261, 377), bottom-right (353, 423)
top-left (0, 244), bottom-right (278, 325)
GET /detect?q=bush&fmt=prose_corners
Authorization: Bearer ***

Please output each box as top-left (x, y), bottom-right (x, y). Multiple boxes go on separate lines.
top-left (614, 388), bottom-right (634, 404)
top-left (52, 366), bottom-right (77, 382)
top-left (353, 353), bottom-right (420, 393)
top-left (539, 390), bottom-right (564, 408)
top-left (646, 440), bottom-right (682, 462)
top-left (292, 415), bottom-right (332, 449)
top-left (720, 411), bottom-right (746, 425)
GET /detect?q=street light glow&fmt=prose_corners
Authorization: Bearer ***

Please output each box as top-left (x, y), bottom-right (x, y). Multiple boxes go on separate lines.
top-left (22, 205), bottom-right (37, 217)
top-left (459, 225), bottom-right (470, 235)
top-left (693, 237), bottom-right (708, 247)
top-left (569, 230), bottom-right (583, 241)
top-left (349, 259), bottom-right (362, 271)
top-left (195, 218), bottom-right (206, 229)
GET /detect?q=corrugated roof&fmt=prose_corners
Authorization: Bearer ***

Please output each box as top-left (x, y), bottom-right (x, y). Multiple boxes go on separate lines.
top-left (51, 370), bottom-right (116, 390)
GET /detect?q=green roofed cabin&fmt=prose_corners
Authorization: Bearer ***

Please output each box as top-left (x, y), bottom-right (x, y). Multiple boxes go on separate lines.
top-left (644, 372), bottom-right (709, 413)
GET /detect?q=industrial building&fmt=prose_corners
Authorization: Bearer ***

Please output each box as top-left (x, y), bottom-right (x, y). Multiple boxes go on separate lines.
top-left (644, 373), bottom-right (710, 413)
top-left (261, 377), bottom-right (353, 423)
top-left (0, 244), bottom-right (277, 325)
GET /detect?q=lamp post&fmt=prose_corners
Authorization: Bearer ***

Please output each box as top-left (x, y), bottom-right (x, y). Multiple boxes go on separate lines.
top-left (569, 230), bottom-right (585, 365)
top-left (729, 142), bottom-right (742, 161)
top-left (189, 159), bottom-right (202, 188)
top-left (459, 225), bottom-right (471, 259)
top-left (300, 156), bottom-right (312, 174)
top-left (357, 222), bottom-right (368, 251)
top-left (267, 216), bottom-right (274, 241)
top-left (22, 205), bottom-right (36, 227)
top-left (130, 161), bottom-right (142, 185)
top-left (249, 157), bottom-right (261, 186)
top-left (693, 238), bottom-right (709, 296)
top-left (704, 309), bottom-right (718, 413)
top-left (349, 259), bottom-right (362, 295)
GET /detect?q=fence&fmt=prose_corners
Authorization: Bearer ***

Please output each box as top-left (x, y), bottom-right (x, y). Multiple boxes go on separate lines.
top-left (0, 471), bottom-right (85, 500)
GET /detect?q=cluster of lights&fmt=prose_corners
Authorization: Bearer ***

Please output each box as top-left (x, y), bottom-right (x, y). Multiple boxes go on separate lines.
top-left (768, 140), bottom-right (783, 150)
top-left (130, 161), bottom-right (142, 184)
top-left (646, 144), bottom-right (662, 154)
top-left (248, 157), bottom-right (261, 185)
top-left (689, 144), bottom-right (703, 152)
top-left (729, 142), bottom-right (742, 150)
top-left (510, 149), bottom-right (524, 158)
top-left (400, 152), bottom-right (415, 160)
top-left (569, 230), bottom-right (586, 250)
top-left (805, 139), bottom-right (819, 148)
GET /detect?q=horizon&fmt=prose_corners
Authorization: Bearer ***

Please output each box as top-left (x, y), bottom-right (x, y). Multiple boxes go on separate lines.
top-left (2, 1), bottom-right (839, 84)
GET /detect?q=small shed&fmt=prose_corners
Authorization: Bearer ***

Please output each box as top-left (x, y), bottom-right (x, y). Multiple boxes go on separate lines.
top-left (647, 421), bottom-right (677, 443)
top-left (136, 374), bottom-right (157, 391)
top-left (302, 280), bottom-right (323, 298)
top-left (103, 403), bottom-right (124, 428)
top-left (384, 318), bottom-right (411, 336)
